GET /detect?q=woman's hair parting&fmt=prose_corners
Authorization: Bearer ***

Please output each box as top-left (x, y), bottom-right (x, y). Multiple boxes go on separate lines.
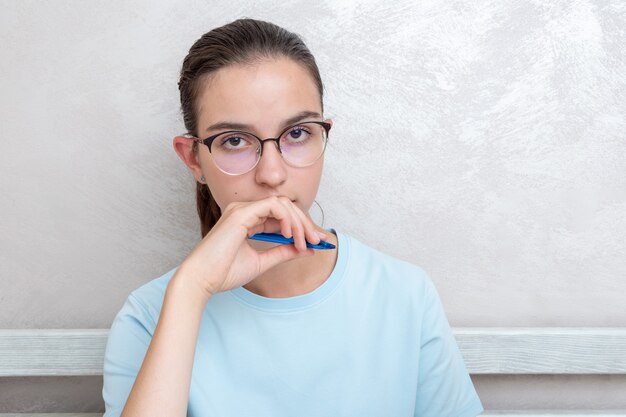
top-left (178, 18), bottom-right (324, 237)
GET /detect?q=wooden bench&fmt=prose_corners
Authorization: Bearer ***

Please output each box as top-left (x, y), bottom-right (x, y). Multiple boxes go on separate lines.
top-left (1, 328), bottom-right (626, 416)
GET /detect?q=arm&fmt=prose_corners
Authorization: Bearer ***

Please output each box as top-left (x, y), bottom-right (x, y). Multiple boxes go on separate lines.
top-left (414, 278), bottom-right (483, 417)
top-left (111, 197), bottom-right (325, 417)
top-left (119, 268), bottom-right (209, 417)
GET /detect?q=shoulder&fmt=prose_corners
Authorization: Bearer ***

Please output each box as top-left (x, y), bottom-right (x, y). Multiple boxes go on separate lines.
top-left (338, 232), bottom-right (435, 302)
top-left (129, 267), bottom-right (176, 305)
top-left (111, 267), bottom-right (177, 330)
top-left (341, 231), bottom-right (431, 284)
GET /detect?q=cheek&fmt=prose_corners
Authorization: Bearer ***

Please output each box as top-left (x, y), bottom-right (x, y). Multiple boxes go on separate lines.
top-left (294, 164), bottom-right (324, 208)
top-left (198, 152), bottom-right (240, 210)
top-left (206, 181), bottom-right (242, 211)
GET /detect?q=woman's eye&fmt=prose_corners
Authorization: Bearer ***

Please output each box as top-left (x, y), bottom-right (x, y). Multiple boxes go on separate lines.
top-left (285, 127), bottom-right (310, 143)
top-left (220, 135), bottom-right (249, 150)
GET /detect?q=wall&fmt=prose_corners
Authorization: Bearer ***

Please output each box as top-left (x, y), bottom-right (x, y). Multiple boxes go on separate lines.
top-left (1, 0), bottom-right (625, 412)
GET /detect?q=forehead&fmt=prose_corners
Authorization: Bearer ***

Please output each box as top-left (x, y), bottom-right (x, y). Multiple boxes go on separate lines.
top-left (196, 58), bottom-right (322, 134)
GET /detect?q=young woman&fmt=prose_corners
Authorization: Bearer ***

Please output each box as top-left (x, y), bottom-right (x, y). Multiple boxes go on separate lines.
top-left (103, 18), bottom-right (483, 417)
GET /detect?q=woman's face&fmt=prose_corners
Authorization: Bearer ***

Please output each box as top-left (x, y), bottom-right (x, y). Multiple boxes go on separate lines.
top-left (185, 58), bottom-right (331, 216)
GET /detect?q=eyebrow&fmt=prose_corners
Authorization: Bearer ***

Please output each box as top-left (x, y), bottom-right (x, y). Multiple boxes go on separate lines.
top-left (205, 110), bottom-right (322, 135)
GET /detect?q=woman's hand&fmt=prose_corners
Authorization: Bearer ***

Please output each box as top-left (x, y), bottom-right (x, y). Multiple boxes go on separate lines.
top-left (175, 196), bottom-right (326, 300)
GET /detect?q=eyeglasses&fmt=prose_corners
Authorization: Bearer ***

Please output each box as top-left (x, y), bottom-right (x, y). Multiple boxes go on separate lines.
top-left (184, 121), bottom-right (331, 175)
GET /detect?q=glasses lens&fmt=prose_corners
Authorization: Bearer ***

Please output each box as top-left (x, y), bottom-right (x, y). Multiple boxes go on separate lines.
top-left (280, 122), bottom-right (327, 167)
top-left (210, 132), bottom-right (261, 175)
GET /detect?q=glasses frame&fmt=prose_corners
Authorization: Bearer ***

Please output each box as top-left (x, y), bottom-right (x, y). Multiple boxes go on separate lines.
top-left (183, 120), bottom-right (332, 176)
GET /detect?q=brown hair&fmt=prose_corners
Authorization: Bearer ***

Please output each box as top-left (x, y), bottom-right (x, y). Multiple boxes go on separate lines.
top-left (178, 18), bottom-right (324, 238)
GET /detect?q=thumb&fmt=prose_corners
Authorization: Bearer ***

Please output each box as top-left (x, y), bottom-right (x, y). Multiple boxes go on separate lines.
top-left (257, 245), bottom-right (314, 275)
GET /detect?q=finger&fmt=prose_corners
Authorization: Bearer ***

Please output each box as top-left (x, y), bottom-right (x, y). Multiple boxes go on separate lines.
top-left (280, 198), bottom-right (324, 246)
top-left (237, 198), bottom-right (292, 237)
top-left (264, 197), bottom-right (298, 239)
top-left (246, 218), bottom-right (282, 237)
top-left (278, 198), bottom-right (307, 251)
top-left (292, 203), bottom-right (323, 245)
top-left (257, 244), bottom-right (314, 274)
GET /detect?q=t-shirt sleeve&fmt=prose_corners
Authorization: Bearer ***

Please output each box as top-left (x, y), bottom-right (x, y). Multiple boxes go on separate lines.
top-left (414, 278), bottom-right (484, 417)
top-left (102, 293), bottom-right (155, 417)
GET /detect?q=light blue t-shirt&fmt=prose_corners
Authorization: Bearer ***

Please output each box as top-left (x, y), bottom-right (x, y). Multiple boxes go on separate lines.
top-left (103, 231), bottom-right (483, 417)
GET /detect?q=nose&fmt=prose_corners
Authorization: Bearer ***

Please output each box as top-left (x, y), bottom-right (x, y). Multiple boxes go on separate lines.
top-left (254, 140), bottom-right (287, 187)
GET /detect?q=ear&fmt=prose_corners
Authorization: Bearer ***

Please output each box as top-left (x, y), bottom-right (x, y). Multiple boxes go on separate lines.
top-left (324, 118), bottom-right (333, 129)
top-left (172, 136), bottom-right (204, 182)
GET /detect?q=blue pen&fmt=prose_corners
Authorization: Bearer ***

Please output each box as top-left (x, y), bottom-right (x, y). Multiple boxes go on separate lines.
top-left (248, 232), bottom-right (336, 250)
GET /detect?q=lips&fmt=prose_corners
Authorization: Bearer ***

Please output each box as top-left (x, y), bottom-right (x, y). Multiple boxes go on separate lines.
top-left (259, 195), bottom-right (296, 203)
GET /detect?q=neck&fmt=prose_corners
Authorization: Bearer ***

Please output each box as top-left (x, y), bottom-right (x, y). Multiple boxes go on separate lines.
top-left (243, 229), bottom-right (338, 298)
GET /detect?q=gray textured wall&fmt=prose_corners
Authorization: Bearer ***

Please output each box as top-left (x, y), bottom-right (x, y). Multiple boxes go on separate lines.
top-left (1, 0), bottom-right (625, 412)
